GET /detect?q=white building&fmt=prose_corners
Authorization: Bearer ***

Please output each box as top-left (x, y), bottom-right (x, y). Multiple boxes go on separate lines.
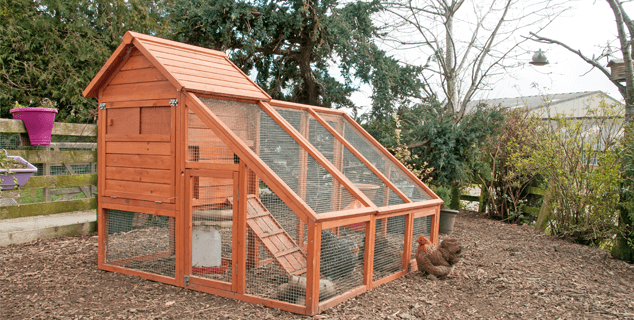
top-left (470, 91), bottom-right (623, 119)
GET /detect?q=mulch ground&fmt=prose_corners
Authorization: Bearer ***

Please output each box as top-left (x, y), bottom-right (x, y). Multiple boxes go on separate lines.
top-left (2, 210), bottom-right (634, 319)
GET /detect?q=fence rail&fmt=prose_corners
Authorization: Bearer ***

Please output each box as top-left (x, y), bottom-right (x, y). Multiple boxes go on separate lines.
top-left (460, 185), bottom-right (551, 229)
top-left (0, 118), bottom-right (97, 220)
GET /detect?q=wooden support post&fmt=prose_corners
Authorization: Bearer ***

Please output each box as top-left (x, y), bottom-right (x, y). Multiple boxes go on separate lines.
top-left (363, 217), bottom-right (376, 288)
top-left (402, 213), bottom-right (414, 271)
top-left (305, 221), bottom-right (321, 315)
top-left (298, 112), bottom-right (309, 246)
top-left (235, 163), bottom-right (248, 294)
top-left (175, 90), bottom-right (186, 286)
top-left (43, 145), bottom-right (51, 202)
top-left (430, 206), bottom-right (440, 245)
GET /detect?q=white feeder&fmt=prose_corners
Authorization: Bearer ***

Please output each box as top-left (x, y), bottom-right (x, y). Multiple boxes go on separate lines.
top-left (192, 225), bottom-right (222, 267)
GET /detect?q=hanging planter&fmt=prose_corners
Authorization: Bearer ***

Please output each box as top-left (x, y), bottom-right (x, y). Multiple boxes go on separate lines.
top-left (0, 150), bottom-right (37, 190)
top-left (10, 101), bottom-right (58, 146)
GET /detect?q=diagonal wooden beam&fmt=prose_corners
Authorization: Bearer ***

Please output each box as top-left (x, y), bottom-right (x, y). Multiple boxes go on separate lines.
top-left (306, 108), bottom-right (412, 204)
top-left (185, 92), bottom-right (317, 224)
top-left (341, 113), bottom-right (439, 200)
top-left (259, 102), bottom-right (378, 211)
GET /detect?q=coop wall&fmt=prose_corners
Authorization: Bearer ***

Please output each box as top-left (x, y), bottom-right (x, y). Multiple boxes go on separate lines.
top-left (98, 48), bottom-right (178, 207)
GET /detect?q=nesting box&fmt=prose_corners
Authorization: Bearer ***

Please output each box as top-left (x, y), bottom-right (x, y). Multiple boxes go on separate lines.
top-left (84, 31), bottom-right (442, 315)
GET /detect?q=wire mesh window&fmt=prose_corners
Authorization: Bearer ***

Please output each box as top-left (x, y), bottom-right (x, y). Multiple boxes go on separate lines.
top-left (105, 209), bottom-right (175, 278)
top-left (197, 97), bottom-right (362, 213)
top-left (275, 106), bottom-right (410, 208)
top-left (188, 111), bottom-right (236, 163)
top-left (411, 215), bottom-right (432, 259)
top-left (372, 215), bottom-right (407, 281)
top-left (317, 115), bottom-right (433, 203)
top-left (318, 224), bottom-right (365, 301)
top-left (191, 176), bottom-right (234, 283)
top-left (245, 180), bottom-right (308, 305)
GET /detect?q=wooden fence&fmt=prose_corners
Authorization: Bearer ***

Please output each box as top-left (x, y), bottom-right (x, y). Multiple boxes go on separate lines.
top-left (0, 119), bottom-right (97, 220)
top-left (460, 185), bottom-right (551, 229)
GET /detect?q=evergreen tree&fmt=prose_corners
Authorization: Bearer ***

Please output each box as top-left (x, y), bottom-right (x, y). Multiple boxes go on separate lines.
top-left (0, 0), bottom-right (170, 122)
top-left (169, 0), bottom-right (425, 113)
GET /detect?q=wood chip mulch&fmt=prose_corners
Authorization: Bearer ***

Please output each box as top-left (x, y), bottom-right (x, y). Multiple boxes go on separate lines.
top-left (1, 210), bottom-right (633, 319)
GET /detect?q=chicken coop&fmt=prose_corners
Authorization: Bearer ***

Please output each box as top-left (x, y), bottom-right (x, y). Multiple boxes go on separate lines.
top-left (83, 31), bottom-right (443, 315)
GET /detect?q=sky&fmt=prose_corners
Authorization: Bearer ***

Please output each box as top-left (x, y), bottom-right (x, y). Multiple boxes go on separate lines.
top-left (495, 1), bottom-right (622, 101)
top-left (350, 1), bottom-right (627, 115)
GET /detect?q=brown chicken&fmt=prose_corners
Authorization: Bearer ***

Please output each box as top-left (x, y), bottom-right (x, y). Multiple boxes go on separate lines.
top-left (415, 235), bottom-right (462, 279)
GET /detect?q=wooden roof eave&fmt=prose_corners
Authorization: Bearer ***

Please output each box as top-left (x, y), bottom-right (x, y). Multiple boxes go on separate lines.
top-left (185, 92), bottom-right (318, 224)
top-left (131, 37), bottom-right (186, 93)
top-left (83, 33), bottom-right (135, 98)
top-left (269, 99), bottom-right (346, 115)
top-left (131, 32), bottom-right (271, 102)
top-left (377, 198), bottom-right (443, 216)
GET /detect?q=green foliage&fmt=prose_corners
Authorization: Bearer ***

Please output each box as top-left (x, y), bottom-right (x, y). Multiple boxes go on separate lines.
top-left (0, 0), bottom-right (170, 123)
top-left (431, 185), bottom-right (451, 208)
top-left (511, 101), bottom-right (623, 245)
top-left (616, 123), bottom-right (634, 259)
top-left (474, 108), bottom-right (540, 223)
top-left (168, 0), bottom-right (425, 112)
top-left (363, 101), bottom-right (504, 186)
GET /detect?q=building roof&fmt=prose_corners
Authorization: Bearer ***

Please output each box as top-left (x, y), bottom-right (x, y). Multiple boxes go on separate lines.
top-left (83, 31), bottom-right (271, 101)
top-left (469, 91), bottom-right (622, 112)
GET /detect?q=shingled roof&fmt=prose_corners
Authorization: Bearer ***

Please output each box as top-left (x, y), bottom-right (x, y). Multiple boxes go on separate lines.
top-left (83, 31), bottom-right (271, 101)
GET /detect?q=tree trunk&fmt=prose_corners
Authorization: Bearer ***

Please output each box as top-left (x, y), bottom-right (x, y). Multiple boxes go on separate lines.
top-left (445, 11), bottom-right (457, 114)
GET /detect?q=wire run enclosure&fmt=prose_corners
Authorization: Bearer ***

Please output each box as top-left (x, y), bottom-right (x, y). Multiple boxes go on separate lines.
top-left (83, 31), bottom-right (443, 316)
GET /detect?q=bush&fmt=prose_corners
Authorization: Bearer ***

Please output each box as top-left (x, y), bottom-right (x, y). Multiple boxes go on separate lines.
top-left (474, 107), bottom-right (539, 223)
top-left (512, 100), bottom-right (623, 245)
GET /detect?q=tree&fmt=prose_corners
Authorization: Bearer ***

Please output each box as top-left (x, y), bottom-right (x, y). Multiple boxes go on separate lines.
top-left (529, 0), bottom-right (634, 262)
top-left (0, 0), bottom-right (170, 123)
top-left (363, 100), bottom-right (504, 192)
top-left (168, 0), bottom-right (425, 114)
top-left (379, 0), bottom-right (567, 120)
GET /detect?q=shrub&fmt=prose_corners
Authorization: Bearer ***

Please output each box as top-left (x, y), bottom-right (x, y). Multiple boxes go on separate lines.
top-left (513, 100), bottom-right (623, 245)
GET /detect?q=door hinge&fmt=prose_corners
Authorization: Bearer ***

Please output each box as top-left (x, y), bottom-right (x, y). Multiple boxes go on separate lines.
top-left (99, 103), bottom-right (106, 110)
top-left (184, 275), bottom-right (190, 286)
top-left (170, 98), bottom-right (178, 107)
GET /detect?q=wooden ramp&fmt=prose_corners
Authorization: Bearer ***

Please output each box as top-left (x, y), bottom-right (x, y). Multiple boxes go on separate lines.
top-left (231, 196), bottom-right (308, 276)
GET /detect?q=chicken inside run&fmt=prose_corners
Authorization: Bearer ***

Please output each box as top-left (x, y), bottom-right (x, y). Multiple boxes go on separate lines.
top-left (84, 31), bottom-right (447, 315)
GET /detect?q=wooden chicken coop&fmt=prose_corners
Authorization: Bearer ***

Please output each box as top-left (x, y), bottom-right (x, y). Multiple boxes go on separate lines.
top-left (83, 31), bottom-right (442, 315)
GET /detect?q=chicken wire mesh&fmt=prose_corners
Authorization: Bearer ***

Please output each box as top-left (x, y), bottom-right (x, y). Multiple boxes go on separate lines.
top-left (411, 215), bottom-right (432, 259)
top-left (318, 225), bottom-right (365, 301)
top-left (197, 97), bottom-right (362, 213)
top-left (105, 209), bottom-right (175, 278)
top-left (245, 180), bottom-right (308, 305)
top-left (191, 176), bottom-right (234, 284)
top-left (275, 106), bottom-right (409, 207)
top-left (372, 215), bottom-right (407, 281)
top-left (188, 111), bottom-right (236, 164)
top-left (315, 114), bottom-right (433, 203)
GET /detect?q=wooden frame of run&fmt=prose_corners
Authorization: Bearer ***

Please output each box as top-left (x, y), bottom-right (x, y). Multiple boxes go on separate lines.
top-left (86, 31), bottom-right (443, 317)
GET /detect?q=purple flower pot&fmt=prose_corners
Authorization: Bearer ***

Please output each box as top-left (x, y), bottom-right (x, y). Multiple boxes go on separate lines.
top-left (10, 108), bottom-right (57, 145)
top-left (0, 156), bottom-right (37, 190)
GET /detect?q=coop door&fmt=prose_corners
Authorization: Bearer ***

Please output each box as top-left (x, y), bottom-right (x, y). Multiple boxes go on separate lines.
top-left (188, 169), bottom-right (239, 290)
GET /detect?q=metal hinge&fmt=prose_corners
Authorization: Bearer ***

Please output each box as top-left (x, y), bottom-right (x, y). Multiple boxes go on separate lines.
top-left (184, 275), bottom-right (190, 286)
top-left (170, 99), bottom-right (178, 107)
top-left (110, 196), bottom-right (117, 199)
top-left (99, 103), bottom-right (106, 110)
top-left (155, 201), bottom-right (162, 204)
